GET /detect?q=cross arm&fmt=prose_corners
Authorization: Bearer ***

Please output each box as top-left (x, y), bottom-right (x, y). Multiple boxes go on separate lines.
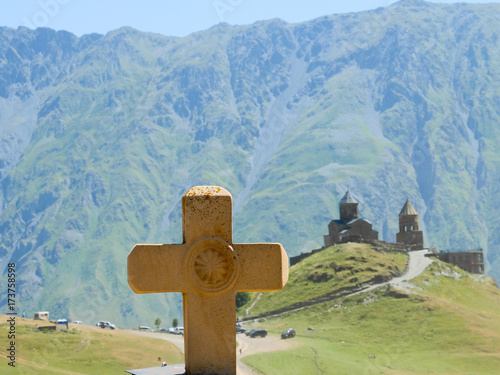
top-left (234, 243), bottom-right (289, 292)
top-left (128, 244), bottom-right (187, 294)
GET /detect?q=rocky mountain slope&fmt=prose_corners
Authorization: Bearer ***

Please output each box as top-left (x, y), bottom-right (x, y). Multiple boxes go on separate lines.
top-left (0, 0), bottom-right (499, 326)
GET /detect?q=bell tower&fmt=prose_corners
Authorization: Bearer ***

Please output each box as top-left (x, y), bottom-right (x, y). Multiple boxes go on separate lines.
top-left (396, 200), bottom-right (424, 249)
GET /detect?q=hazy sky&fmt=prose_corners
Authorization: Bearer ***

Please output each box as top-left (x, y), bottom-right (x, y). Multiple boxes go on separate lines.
top-left (1, 0), bottom-right (497, 37)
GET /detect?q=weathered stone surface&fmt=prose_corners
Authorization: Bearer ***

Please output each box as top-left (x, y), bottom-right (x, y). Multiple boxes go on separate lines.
top-left (128, 186), bottom-right (289, 374)
top-left (396, 199), bottom-right (424, 249)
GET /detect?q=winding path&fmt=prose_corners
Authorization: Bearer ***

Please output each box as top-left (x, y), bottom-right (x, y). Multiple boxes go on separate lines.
top-left (352, 249), bottom-right (433, 296)
top-left (389, 249), bottom-right (433, 288)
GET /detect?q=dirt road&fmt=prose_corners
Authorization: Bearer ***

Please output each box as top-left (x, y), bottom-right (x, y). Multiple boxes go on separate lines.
top-left (353, 249), bottom-right (433, 295)
top-left (390, 249), bottom-right (433, 288)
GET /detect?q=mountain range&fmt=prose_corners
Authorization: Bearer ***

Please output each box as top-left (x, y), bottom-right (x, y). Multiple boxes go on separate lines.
top-left (0, 0), bottom-right (499, 327)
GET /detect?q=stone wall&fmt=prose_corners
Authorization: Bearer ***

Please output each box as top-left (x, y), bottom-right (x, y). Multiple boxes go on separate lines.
top-left (37, 323), bottom-right (68, 331)
top-left (427, 251), bottom-right (484, 274)
top-left (339, 203), bottom-right (359, 221)
top-left (396, 230), bottom-right (424, 249)
top-left (346, 220), bottom-right (378, 241)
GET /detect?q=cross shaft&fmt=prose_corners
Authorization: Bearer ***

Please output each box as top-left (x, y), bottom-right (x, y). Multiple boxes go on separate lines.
top-left (128, 186), bottom-right (288, 374)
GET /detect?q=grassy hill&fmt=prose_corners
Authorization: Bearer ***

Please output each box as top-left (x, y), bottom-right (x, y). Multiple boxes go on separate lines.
top-left (0, 317), bottom-right (183, 374)
top-left (239, 244), bottom-right (500, 374)
top-left (240, 243), bottom-right (408, 318)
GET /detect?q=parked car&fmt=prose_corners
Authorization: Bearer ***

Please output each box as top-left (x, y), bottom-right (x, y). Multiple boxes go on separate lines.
top-left (139, 326), bottom-right (153, 331)
top-left (158, 328), bottom-right (169, 333)
top-left (248, 329), bottom-right (267, 338)
top-left (281, 328), bottom-right (296, 339)
top-left (98, 321), bottom-right (116, 330)
top-left (73, 321), bottom-right (82, 325)
top-left (171, 327), bottom-right (184, 335)
top-left (236, 325), bottom-right (246, 334)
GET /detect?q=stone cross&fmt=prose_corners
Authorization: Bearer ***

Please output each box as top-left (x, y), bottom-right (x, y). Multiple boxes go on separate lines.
top-left (128, 186), bottom-right (289, 375)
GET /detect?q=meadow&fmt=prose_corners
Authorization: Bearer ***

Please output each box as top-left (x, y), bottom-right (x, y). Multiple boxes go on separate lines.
top-left (0, 318), bottom-right (183, 374)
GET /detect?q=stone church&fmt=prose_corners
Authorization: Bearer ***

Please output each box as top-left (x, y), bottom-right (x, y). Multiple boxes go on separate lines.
top-left (323, 191), bottom-right (378, 247)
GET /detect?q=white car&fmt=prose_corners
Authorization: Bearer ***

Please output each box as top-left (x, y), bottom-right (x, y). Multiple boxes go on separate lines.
top-left (98, 321), bottom-right (116, 330)
top-left (171, 327), bottom-right (184, 335)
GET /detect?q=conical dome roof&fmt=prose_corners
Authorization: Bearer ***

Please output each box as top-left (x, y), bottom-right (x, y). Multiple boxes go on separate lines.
top-left (399, 199), bottom-right (418, 216)
top-left (339, 190), bottom-right (358, 204)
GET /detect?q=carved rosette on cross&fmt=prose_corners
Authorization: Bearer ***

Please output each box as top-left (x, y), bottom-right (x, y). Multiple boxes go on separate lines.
top-left (127, 186), bottom-right (289, 375)
top-left (186, 236), bottom-right (240, 295)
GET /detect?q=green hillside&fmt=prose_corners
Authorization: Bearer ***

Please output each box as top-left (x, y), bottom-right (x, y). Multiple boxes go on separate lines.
top-left (1, 0), bottom-right (500, 327)
top-left (0, 317), bottom-right (183, 374)
top-left (240, 243), bottom-right (408, 317)
top-left (239, 246), bottom-right (500, 374)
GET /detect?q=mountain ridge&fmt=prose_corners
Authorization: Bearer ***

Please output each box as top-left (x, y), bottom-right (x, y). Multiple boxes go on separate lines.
top-left (0, 0), bottom-right (499, 327)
